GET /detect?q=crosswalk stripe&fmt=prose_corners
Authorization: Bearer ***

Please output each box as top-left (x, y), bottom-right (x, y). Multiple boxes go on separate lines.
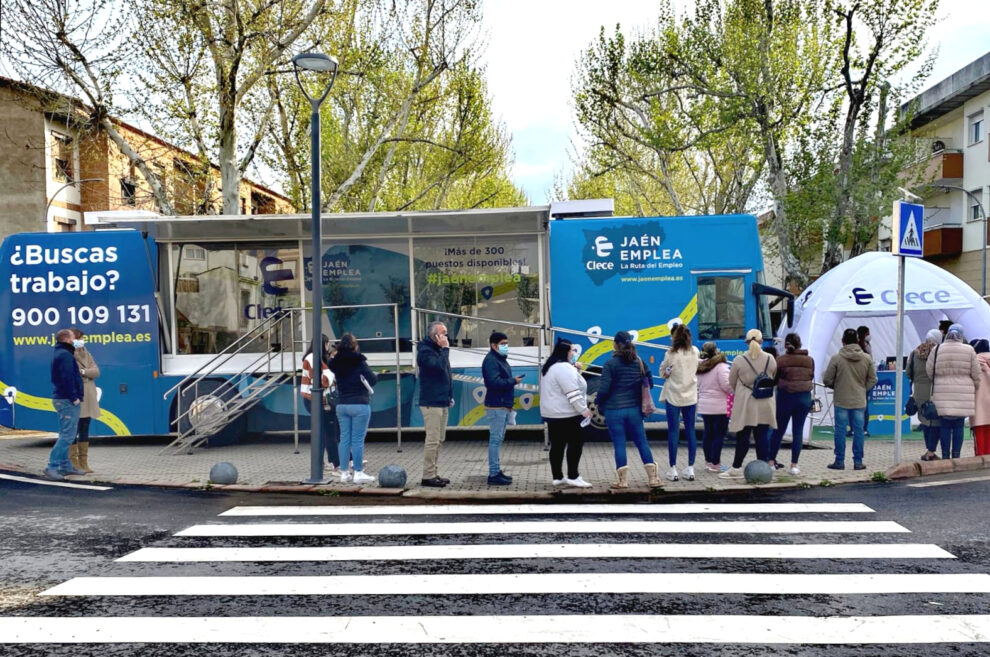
top-left (175, 520), bottom-right (910, 537)
top-left (117, 543), bottom-right (955, 562)
top-left (41, 572), bottom-right (990, 597)
top-left (4, 614), bottom-right (990, 644)
top-left (219, 503), bottom-right (875, 517)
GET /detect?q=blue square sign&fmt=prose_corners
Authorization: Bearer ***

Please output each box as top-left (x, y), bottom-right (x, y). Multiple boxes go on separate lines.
top-left (892, 201), bottom-right (924, 258)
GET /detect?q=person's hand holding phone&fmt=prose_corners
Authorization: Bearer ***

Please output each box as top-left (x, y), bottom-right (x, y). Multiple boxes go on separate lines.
top-left (436, 333), bottom-right (449, 348)
top-left (514, 374), bottom-right (525, 384)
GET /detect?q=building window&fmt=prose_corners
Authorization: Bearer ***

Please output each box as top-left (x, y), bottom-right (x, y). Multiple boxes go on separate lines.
top-left (120, 179), bottom-right (136, 206)
top-left (51, 132), bottom-right (73, 182)
top-left (185, 246), bottom-right (207, 261)
top-left (971, 189), bottom-right (984, 221)
top-left (696, 276), bottom-right (746, 341)
top-left (970, 111), bottom-right (984, 145)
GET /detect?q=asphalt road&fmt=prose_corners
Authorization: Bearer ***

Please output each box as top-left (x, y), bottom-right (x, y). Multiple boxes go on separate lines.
top-left (1, 471), bottom-right (989, 655)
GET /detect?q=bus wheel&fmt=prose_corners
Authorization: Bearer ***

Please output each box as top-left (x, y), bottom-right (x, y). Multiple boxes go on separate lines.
top-left (582, 377), bottom-right (610, 439)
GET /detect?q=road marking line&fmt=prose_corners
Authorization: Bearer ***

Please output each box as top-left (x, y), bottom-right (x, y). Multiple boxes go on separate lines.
top-left (0, 473), bottom-right (112, 491)
top-left (908, 475), bottom-right (990, 488)
top-left (5, 614), bottom-right (990, 644)
top-left (219, 503), bottom-right (875, 517)
top-left (117, 542), bottom-right (955, 562)
top-left (42, 572), bottom-right (986, 597)
top-left (175, 520), bottom-right (910, 537)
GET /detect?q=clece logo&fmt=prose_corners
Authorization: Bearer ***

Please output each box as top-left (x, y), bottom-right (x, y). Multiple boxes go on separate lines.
top-left (582, 221), bottom-right (683, 286)
top-left (260, 256), bottom-right (294, 296)
top-left (851, 287), bottom-right (874, 306)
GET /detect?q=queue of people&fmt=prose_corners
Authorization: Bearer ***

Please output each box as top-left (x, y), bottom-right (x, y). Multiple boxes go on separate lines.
top-left (48, 318), bottom-right (990, 489)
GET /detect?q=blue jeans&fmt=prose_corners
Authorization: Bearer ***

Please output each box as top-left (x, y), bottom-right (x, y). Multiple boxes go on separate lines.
top-left (701, 414), bottom-right (728, 465)
top-left (336, 404), bottom-right (371, 470)
top-left (49, 399), bottom-right (80, 470)
top-left (665, 402), bottom-right (697, 466)
top-left (939, 416), bottom-right (965, 459)
top-left (923, 424), bottom-right (941, 453)
top-left (833, 406), bottom-right (865, 465)
top-left (605, 406), bottom-right (654, 469)
top-left (486, 408), bottom-right (511, 476)
top-left (770, 390), bottom-right (812, 464)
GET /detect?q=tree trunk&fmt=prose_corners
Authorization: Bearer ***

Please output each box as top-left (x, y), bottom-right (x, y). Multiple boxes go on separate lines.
top-left (762, 127), bottom-right (809, 289)
top-left (219, 104), bottom-right (240, 215)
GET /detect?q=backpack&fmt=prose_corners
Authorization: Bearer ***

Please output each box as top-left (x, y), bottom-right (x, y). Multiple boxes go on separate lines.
top-left (742, 355), bottom-right (775, 400)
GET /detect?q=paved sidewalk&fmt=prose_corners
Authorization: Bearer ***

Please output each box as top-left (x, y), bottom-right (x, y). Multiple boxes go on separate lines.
top-left (0, 428), bottom-right (947, 498)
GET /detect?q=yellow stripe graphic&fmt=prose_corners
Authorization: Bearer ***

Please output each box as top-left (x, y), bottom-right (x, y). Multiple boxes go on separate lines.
top-left (458, 395), bottom-right (542, 427)
top-left (578, 294), bottom-right (699, 365)
top-left (0, 378), bottom-right (131, 436)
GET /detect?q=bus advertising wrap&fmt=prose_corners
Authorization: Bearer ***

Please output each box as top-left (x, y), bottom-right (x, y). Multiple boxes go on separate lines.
top-left (0, 230), bottom-right (163, 436)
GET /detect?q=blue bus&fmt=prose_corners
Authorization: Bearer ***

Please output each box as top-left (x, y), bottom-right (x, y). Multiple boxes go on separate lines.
top-left (0, 204), bottom-right (787, 441)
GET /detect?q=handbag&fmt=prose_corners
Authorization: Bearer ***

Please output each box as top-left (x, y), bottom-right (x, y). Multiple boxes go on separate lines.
top-left (920, 346), bottom-right (940, 421)
top-left (904, 396), bottom-right (918, 417)
top-left (639, 358), bottom-right (656, 416)
top-left (743, 355), bottom-right (775, 400)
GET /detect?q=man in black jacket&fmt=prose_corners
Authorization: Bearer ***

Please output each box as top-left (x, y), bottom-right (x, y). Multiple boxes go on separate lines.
top-left (46, 329), bottom-right (85, 481)
top-left (482, 331), bottom-right (523, 486)
top-left (418, 321), bottom-right (454, 487)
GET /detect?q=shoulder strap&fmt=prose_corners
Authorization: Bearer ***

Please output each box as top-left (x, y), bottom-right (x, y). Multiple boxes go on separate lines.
top-left (742, 356), bottom-right (759, 375)
top-left (931, 345), bottom-right (939, 391)
top-left (761, 355), bottom-right (770, 375)
top-left (638, 358), bottom-right (646, 377)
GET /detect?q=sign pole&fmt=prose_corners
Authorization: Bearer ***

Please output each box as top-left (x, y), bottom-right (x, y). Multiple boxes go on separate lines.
top-left (894, 254), bottom-right (905, 464)
top-left (890, 198), bottom-right (923, 465)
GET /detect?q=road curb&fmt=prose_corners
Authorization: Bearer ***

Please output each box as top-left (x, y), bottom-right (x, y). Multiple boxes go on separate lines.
top-left (885, 454), bottom-right (990, 480)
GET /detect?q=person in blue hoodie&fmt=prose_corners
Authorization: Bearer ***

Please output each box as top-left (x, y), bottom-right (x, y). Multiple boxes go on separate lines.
top-left (482, 331), bottom-right (523, 486)
top-left (46, 329), bottom-right (85, 481)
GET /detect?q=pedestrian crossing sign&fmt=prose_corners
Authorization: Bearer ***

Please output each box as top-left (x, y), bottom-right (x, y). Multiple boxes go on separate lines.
top-left (891, 200), bottom-right (924, 257)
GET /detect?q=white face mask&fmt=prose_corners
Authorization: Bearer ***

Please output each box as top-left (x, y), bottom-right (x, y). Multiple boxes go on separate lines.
top-left (72, 339), bottom-right (85, 349)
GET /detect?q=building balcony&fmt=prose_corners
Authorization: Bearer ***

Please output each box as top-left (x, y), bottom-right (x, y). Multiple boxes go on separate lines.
top-left (900, 148), bottom-right (964, 188)
top-left (923, 225), bottom-right (963, 259)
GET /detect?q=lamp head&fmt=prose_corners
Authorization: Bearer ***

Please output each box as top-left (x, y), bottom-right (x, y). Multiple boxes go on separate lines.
top-left (897, 186), bottom-right (922, 202)
top-left (292, 53), bottom-right (338, 73)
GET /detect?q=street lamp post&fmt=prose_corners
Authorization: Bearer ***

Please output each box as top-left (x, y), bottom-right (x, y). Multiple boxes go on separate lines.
top-left (293, 52), bottom-right (339, 484)
top-left (43, 178), bottom-right (104, 231)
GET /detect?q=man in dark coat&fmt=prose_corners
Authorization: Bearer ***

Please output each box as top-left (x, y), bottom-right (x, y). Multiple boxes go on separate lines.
top-left (417, 321), bottom-right (454, 487)
top-left (46, 328), bottom-right (85, 480)
top-left (482, 331), bottom-right (523, 486)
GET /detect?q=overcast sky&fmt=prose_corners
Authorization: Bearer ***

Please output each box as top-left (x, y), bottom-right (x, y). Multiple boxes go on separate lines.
top-left (481, 0), bottom-right (990, 204)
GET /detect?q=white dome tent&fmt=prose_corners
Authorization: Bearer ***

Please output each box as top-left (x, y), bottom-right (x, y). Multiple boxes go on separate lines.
top-left (776, 251), bottom-right (990, 437)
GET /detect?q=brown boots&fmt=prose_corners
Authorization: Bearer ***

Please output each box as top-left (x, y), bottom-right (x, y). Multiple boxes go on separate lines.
top-left (610, 465), bottom-right (629, 489)
top-left (69, 443), bottom-right (93, 474)
top-left (644, 462), bottom-right (661, 487)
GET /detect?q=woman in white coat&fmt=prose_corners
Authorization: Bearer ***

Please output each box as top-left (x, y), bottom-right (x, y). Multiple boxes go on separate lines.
top-left (658, 324), bottom-right (700, 481)
top-left (540, 339), bottom-right (593, 488)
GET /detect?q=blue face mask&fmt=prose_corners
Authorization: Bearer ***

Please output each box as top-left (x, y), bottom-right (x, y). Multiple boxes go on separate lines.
top-left (498, 344), bottom-right (509, 356)
top-left (72, 339), bottom-right (84, 349)
top-left (570, 353), bottom-right (578, 364)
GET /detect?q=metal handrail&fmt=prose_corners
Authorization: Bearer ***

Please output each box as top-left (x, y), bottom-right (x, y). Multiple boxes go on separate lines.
top-left (163, 307), bottom-right (303, 400)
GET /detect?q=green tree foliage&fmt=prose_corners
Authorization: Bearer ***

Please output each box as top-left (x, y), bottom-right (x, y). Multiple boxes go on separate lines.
top-left (566, 0), bottom-right (937, 286)
top-left (260, 0), bottom-right (524, 212)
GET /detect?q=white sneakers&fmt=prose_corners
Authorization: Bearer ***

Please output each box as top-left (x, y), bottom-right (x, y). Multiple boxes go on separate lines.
top-left (352, 471), bottom-right (375, 484)
top-left (552, 478), bottom-right (566, 486)
top-left (665, 466), bottom-right (679, 481)
top-left (338, 470), bottom-right (352, 483)
top-left (564, 476), bottom-right (593, 488)
top-left (789, 466), bottom-right (801, 476)
top-left (680, 465), bottom-right (695, 481)
top-left (718, 467), bottom-right (744, 479)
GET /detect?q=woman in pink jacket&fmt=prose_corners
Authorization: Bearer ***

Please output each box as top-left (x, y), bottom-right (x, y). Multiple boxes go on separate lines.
top-left (696, 342), bottom-right (732, 472)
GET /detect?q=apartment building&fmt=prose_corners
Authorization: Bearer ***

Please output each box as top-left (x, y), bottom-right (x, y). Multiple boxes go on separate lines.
top-left (0, 77), bottom-right (293, 241)
top-left (899, 52), bottom-right (990, 295)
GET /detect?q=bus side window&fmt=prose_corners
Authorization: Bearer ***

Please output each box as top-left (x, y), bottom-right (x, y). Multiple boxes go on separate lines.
top-left (696, 276), bottom-right (746, 341)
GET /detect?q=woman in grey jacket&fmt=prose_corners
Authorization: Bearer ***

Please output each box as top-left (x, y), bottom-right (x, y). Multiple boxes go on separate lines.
top-left (540, 340), bottom-right (593, 488)
top-left (908, 329), bottom-right (942, 461)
